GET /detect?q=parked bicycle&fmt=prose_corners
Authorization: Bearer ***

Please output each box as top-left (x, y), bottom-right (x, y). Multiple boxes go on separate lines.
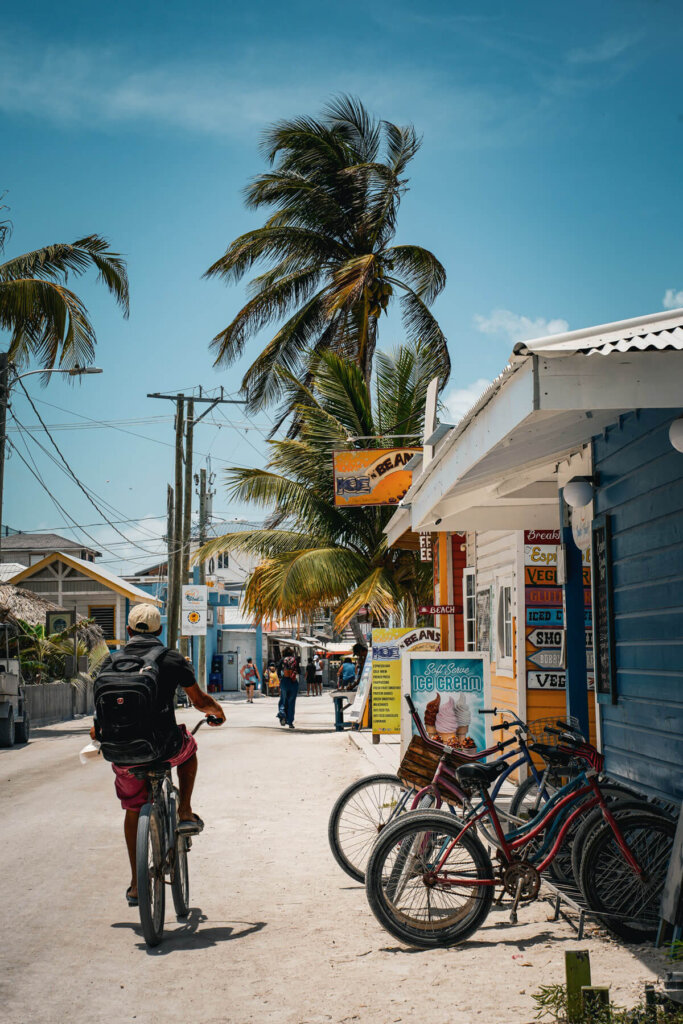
top-left (133, 715), bottom-right (221, 946)
top-left (328, 697), bottom-right (575, 883)
top-left (365, 726), bottom-right (675, 948)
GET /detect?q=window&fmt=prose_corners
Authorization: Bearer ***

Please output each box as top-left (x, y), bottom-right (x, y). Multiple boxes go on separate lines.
top-left (463, 569), bottom-right (477, 651)
top-left (217, 553), bottom-right (229, 569)
top-left (89, 605), bottom-right (116, 641)
top-left (496, 580), bottom-right (513, 669)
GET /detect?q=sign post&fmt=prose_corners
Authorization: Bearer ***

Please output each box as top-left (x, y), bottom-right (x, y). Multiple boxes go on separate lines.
top-left (181, 584), bottom-right (208, 637)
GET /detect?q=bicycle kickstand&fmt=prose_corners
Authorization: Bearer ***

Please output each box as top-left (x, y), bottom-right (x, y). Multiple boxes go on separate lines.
top-left (509, 878), bottom-right (524, 925)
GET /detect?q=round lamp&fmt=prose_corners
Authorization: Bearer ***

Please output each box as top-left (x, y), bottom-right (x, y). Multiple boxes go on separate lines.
top-left (669, 417), bottom-right (683, 453)
top-left (563, 478), bottom-right (594, 508)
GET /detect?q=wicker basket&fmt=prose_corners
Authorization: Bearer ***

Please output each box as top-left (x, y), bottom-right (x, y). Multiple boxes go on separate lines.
top-left (398, 735), bottom-right (448, 791)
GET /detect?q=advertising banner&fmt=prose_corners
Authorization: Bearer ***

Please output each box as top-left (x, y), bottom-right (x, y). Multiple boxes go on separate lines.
top-left (181, 584), bottom-right (208, 637)
top-left (371, 627), bottom-right (440, 735)
top-left (332, 448), bottom-right (421, 507)
top-left (401, 651), bottom-right (491, 756)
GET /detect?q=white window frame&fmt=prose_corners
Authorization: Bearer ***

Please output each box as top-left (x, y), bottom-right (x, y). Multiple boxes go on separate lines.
top-left (463, 568), bottom-right (477, 652)
top-left (496, 576), bottom-right (514, 673)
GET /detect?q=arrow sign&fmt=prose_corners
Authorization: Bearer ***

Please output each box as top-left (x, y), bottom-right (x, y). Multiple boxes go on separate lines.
top-left (528, 628), bottom-right (564, 648)
top-left (528, 648), bottom-right (564, 669)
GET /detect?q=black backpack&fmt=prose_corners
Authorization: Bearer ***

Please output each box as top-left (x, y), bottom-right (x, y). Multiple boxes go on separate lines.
top-left (94, 646), bottom-right (181, 765)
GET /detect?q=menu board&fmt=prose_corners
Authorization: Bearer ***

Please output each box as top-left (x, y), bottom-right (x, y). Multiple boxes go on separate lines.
top-left (592, 516), bottom-right (617, 702)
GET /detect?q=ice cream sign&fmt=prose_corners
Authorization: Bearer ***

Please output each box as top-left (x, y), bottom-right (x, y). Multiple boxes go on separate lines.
top-left (401, 650), bottom-right (491, 756)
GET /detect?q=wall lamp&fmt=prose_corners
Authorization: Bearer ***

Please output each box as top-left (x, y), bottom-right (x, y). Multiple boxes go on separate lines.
top-left (434, 518), bottom-right (442, 526)
top-left (563, 478), bottom-right (594, 508)
top-left (669, 416), bottom-right (683, 453)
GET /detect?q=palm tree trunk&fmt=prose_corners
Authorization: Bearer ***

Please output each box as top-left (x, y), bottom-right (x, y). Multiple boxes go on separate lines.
top-left (362, 316), bottom-right (377, 389)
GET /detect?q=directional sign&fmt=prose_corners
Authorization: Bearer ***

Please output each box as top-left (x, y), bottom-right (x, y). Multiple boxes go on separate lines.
top-left (527, 671), bottom-right (566, 690)
top-left (527, 649), bottom-right (564, 669)
top-left (418, 604), bottom-right (456, 615)
top-left (528, 628), bottom-right (563, 648)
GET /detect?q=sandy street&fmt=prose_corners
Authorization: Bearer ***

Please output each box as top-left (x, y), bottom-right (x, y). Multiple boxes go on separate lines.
top-left (0, 694), bottom-right (670, 1024)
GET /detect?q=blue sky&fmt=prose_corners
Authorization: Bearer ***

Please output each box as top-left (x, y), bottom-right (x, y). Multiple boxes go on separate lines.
top-left (3, 0), bottom-right (683, 572)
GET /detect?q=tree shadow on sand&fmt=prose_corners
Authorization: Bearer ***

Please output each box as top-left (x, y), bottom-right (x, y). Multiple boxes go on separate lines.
top-left (111, 908), bottom-right (266, 955)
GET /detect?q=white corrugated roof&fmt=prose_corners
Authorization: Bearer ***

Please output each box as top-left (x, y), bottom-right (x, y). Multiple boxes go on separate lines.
top-left (515, 307), bottom-right (683, 357)
top-left (0, 563), bottom-right (28, 582)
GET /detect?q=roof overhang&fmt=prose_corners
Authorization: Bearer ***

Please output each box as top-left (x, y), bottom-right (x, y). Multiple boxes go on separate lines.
top-left (9, 553), bottom-right (162, 606)
top-left (397, 349), bottom-right (683, 534)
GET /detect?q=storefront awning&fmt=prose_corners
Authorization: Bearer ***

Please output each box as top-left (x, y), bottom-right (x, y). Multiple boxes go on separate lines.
top-left (388, 309), bottom-right (683, 536)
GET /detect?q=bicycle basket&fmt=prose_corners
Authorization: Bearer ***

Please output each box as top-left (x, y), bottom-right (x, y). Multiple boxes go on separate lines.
top-left (398, 735), bottom-right (444, 791)
top-left (527, 715), bottom-right (581, 746)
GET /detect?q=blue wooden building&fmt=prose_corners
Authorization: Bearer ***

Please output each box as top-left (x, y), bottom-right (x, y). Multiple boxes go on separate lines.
top-left (387, 306), bottom-right (683, 807)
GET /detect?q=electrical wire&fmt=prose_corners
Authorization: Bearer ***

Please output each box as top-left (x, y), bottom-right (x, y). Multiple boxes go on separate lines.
top-left (15, 382), bottom-right (166, 556)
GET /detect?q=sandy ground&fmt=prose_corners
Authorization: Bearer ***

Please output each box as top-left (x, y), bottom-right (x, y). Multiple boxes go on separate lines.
top-left (0, 693), bottom-right (671, 1024)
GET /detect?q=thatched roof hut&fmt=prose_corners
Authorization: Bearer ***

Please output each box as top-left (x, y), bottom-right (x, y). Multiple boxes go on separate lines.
top-left (0, 584), bottom-right (105, 649)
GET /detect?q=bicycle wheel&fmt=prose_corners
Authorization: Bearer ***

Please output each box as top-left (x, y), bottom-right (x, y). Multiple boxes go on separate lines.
top-left (579, 810), bottom-right (675, 942)
top-left (365, 809), bottom-right (494, 948)
top-left (328, 774), bottom-right (411, 883)
top-left (136, 803), bottom-right (166, 946)
top-left (570, 797), bottom-right (666, 888)
top-left (509, 773), bottom-right (565, 820)
top-left (171, 833), bottom-right (190, 917)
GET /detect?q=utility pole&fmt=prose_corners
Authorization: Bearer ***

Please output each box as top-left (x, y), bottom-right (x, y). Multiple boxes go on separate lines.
top-left (180, 399), bottom-right (194, 657)
top-left (147, 388), bottom-right (245, 650)
top-left (196, 467), bottom-right (208, 688)
top-left (0, 353), bottom-right (8, 559)
top-left (166, 484), bottom-right (174, 634)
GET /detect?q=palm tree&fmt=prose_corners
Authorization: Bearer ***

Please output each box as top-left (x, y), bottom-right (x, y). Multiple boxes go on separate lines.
top-left (205, 95), bottom-right (448, 420)
top-left (197, 339), bottom-right (441, 632)
top-left (0, 221), bottom-right (129, 371)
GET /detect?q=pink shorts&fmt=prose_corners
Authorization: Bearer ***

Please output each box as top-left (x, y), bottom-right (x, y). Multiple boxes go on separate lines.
top-left (112, 725), bottom-right (198, 811)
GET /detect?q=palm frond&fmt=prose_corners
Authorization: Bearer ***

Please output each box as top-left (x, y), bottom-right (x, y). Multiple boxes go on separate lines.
top-left (384, 244), bottom-right (446, 303)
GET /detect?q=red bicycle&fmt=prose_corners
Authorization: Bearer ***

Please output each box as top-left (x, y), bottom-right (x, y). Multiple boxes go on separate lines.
top-left (365, 727), bottom-right (675, 947)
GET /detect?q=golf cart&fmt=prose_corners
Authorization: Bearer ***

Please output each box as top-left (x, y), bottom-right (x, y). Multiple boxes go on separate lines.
top-left (0, 623), bottom-right (29, 746)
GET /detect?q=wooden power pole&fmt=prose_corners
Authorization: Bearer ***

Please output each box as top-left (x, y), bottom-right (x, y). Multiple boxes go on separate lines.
top-left (147, 388), bottom-right (245, 651)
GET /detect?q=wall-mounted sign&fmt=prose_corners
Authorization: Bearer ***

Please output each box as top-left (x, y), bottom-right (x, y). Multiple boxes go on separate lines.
top-left (401, 651), bottom-right (491, 755)
top-left (372, 627), bottom-right (440, 735)
top-left (591, 516), bottom-right (616, 702)
top-left (419, 532), bottom-right (432, 562)
top-left (46, 609), bottom-right (76, 635)
top-left (332, 448), bottom-right (421, 507)
top-left (418, 604), bottom-right (457, 615)
top-left (528, 671), bottom-right (566, 689)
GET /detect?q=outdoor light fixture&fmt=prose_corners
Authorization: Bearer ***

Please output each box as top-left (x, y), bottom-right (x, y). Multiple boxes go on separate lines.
top-left (435, 518), bottom-right (442, 526)
top-left (563, 478), bottom-right (594, 508)
top-left (669, 416), bottom-right (683, 453)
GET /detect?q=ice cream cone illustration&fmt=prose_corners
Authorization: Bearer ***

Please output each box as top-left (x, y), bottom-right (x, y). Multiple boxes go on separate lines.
top-left (455, 694), bottom-right (471, 743)
top-left (435, 697), bottom-right (458, 745)
top-left (424, 693), bottom-right (440, 737)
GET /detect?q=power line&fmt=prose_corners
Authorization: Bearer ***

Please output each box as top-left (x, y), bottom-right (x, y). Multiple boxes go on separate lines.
top-left (14, 383), bottom-right (167, 557)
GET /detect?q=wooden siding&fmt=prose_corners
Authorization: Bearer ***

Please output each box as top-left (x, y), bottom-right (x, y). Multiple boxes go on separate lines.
top-left (593, 408), bottom-right (683, 803)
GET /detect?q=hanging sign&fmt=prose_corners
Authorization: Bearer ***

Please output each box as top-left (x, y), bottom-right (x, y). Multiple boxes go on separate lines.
top-left (401, 651), bottom-right (491, 756)
top-left (418, 604), bottom-right (457, 615)
top-left (371, 627), bottom-right (440, 735)
top-left (419, 532), bottom-right (432, 562)
top-left (332, 448), bottom-right (421, 507)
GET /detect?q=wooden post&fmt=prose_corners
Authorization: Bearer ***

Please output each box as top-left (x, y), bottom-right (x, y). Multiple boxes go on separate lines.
top-left (196, 467), bottom-right (207, 690)
top-left (582, 986), bottom-right (610, 1019)
top-left (565, 950), bottom-right (592, 1023)
top-left (180, 398), bottom-right (194, 657)
top-left (169, 397), bottom-right (184, 650)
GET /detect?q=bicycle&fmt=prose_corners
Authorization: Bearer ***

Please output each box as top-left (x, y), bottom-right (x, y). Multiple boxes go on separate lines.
top-left (131, 715), bottom-right (221, 946)
top-left (328, 698), bottom-right (569, 883)
top-left (365, 727), bottom-right (676, 948)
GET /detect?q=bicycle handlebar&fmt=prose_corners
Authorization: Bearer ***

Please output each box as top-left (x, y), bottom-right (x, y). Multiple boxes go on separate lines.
top-left (191, 714), bottom-right (223, 735)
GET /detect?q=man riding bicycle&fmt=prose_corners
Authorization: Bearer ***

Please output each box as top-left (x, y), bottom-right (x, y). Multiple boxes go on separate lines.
top-left (91, 603), bottom-right (225, 906)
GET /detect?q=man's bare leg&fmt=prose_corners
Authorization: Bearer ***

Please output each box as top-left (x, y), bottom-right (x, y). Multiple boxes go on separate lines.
top-left (124, 809), bottom-right (139, 897)
top-left (177, 753), bottom-right (198, 821)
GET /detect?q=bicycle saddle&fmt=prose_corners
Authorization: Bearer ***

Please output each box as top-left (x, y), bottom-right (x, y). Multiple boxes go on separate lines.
top-left (455, 761), bottom-right (507, 790)
top-left (129, 761), bottom-right (172, 778)
top-left (529, 742), bottom-right (575, 766)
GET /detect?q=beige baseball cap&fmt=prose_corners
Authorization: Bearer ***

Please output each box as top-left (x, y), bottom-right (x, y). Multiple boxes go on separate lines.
top-left (128, 603), bottom-right (161, 633)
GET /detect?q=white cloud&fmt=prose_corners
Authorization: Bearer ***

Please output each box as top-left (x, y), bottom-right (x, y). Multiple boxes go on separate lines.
top-left (442, 377), bottom-right (492, 424)
top-left (663, 289), bottom-right (683, 310)
top-left (566, 33), bottom-right (639, 66)
top-left (473, 309), bottom-right (569, 345)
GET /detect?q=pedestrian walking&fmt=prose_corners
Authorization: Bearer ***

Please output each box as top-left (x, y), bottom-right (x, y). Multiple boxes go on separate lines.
top-left (305, 659), bottom-right (316, 696)
top-left (277, 646), bottom-right (299, 729)
top-left (313, 651), bottom-right (323, 695)
top-left (240, 657), bottom-right (260, 702)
